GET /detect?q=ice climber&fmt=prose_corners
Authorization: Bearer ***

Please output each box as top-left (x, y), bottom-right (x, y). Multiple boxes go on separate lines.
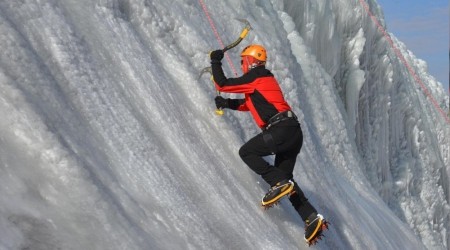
top-left (209, 45), bottom-right (328, 245)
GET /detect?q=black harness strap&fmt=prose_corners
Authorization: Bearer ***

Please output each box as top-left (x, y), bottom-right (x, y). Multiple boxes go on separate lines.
top-left (263, 131), bottom-right (277, 155)
top-left (264, 110), bottom-right (297, 130)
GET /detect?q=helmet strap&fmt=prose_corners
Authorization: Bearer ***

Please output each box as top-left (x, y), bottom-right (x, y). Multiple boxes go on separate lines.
top-left (241, 56), bottom-right (265, 74)
top-left (249, 61), bottom-right (265, 70)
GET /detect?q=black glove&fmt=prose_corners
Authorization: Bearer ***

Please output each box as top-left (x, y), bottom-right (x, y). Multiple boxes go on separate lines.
top-left (210, 50), bottom-right (224, 62)
top-left (215, 96), bottom-right (229, 109)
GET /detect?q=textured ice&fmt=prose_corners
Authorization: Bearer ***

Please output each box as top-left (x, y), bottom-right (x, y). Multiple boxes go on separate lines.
top-left (0, 0), bottom-right (448, 249)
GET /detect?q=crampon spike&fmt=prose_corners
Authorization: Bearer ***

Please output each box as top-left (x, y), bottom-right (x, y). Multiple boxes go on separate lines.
top-left (261, 200), bottom-right (280, 210)
top-left (307, 234), bottom-right (321, 246)
top-left (305, 219), bottom-right (329, 247)
top-left (262, 189), bottom-right (296, 211)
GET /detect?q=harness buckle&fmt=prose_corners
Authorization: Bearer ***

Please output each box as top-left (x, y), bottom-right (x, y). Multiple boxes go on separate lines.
top-left (264, 111), bottom-right (297, 130)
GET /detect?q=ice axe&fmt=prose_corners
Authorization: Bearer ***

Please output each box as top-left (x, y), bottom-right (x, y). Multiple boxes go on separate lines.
top-left (199, 19), bottom-right (252, 116)
top-left (198, 67), bottom-right (225, 116)
top-left (222, 18), bottom-right (252, 53)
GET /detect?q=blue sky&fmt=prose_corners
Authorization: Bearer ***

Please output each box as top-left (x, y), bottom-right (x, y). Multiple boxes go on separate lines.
top-left (376, 0), bottom-right (449, 91)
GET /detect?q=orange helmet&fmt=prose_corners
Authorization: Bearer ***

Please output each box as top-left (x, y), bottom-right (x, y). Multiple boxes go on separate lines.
top-left (240, 44), bottom-right (267, 74)
top-left (240, 44), bottom-right (267, 61)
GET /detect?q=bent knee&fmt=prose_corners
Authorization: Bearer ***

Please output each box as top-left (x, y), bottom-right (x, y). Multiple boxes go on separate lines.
top-left (239, 146), bottom-right (249, 159)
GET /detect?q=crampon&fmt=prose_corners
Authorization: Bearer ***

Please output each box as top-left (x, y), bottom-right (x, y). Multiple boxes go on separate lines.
top-left (261, 200), bottom-right (280, 210)
top-left (261, 190), bottom-right (297, 210)
top-left (304, 214), bottom-right (329, 246)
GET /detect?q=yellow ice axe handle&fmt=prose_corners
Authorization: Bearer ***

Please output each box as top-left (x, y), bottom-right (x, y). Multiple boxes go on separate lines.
top-left (222, 18), bottom-right (251, 52)
top-left (222, 26), bottom-right (250, 53)
top-left (215, 108), bottom-right (224, 116)
top-left (239, 28), bottom-right (249, 39)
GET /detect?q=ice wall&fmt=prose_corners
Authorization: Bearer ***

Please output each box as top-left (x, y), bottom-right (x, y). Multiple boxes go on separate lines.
top-left (0, 0), bottom-right (448, 249)
top-left (279, 0), bottom-right (450, 248)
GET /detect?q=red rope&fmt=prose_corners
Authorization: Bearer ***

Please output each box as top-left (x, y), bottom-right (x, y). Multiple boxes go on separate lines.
top-left (359, 0), bottom-right (450, 124)
top-left (198, 0), bottom-right (239, 76)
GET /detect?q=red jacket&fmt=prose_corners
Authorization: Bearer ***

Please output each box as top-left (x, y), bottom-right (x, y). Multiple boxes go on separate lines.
top-left (212, 64), bottom-right (292, 128)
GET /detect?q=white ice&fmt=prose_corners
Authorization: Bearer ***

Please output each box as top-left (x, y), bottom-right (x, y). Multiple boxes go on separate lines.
top-left (0, 0), bottom-right (448, 249)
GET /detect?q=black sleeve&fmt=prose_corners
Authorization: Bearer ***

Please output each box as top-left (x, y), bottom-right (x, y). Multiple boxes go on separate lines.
top-left (211, 61), bottom-right (257, 87)
top-left (211, 61), bottom-right (231, 87)
top-left (228, 99), bottom-right (245, 110)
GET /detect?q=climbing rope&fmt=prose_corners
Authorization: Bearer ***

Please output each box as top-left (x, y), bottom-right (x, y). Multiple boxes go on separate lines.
top-left (198, 0), bottom-right (239, 76)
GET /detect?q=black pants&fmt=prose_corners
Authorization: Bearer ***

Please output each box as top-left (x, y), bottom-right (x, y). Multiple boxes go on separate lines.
top-left (239, 124), bottom-right (303, 186)
top-left (239, 123), bottom-right (317, 221)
